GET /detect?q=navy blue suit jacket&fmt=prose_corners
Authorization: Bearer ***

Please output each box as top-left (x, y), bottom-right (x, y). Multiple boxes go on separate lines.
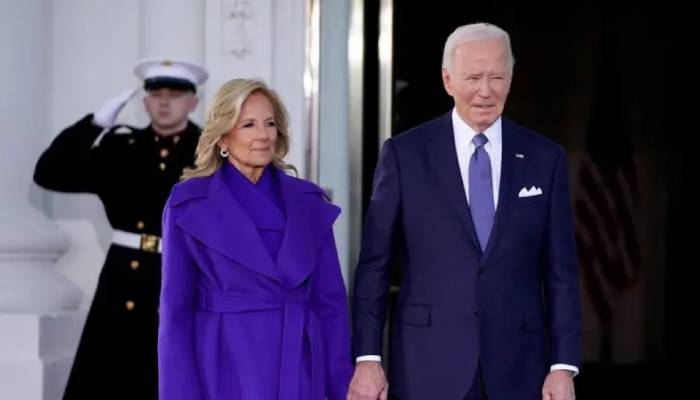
top-left (352, 113), bottom-right (581, 400)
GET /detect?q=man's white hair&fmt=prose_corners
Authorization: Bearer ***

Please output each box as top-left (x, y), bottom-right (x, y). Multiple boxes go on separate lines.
top-left (442, 22), bottom-right (515, 73)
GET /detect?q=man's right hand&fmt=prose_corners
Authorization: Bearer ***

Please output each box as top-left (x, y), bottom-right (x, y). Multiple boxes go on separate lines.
top-left (93, 88), bottom-right (140, 128)
top-left (347, 361), bottom-right (388, 400)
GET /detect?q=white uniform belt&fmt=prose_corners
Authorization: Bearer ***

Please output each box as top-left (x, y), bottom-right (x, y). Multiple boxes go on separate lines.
top-left (112, 229), bottom-right (162, 253)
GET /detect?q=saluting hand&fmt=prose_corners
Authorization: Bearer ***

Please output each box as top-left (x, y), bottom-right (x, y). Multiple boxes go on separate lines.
top-left (93, 87), bottom-right (140, 128)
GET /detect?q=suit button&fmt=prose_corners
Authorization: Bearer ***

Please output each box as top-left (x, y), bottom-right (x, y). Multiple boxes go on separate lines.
top-left (474, 308), bottom-right (479, 316)
top-left (159, 162), bottom-right (167, 171)
top-left (129, 260), bottom-right (140, 270)
top-left (478, 268), bottom-right (485, 277)
top-left (136, 221), bottom-right (145, 230)
top-left (125, 300), bottom-right (135, 311)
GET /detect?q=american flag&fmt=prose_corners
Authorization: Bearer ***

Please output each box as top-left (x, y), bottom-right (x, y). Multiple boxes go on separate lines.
top-left (572, 29), bottom-right (642, 361)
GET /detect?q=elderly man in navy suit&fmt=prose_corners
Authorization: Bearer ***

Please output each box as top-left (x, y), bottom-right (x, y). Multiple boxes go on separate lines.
top-left (348, 23), bottom-right (581, 400)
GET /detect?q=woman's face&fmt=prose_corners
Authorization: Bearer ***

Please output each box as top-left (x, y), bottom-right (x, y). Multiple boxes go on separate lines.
top-left (219, 92), bottom-right (278, 175)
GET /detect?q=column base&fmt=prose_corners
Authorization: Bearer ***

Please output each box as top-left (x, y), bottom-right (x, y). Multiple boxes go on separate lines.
top-left (0, 311), bottom-right (86, 400)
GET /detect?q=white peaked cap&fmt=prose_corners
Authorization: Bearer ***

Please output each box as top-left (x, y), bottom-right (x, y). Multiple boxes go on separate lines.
top-left (134, 58), bottom-right (208, 90)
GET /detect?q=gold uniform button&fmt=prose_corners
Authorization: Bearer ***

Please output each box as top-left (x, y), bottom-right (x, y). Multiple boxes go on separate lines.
top-left (173, 135), bottom-right (180, 144)
top-left (129, 260), bottom-right (140, 270)
top-left (125, 300), bottom-right (135, 311)
top-left (136, 221), bottom-right (145, 230)
top-left (159, 162), bottom-right (166, 171)
top-left (159, 148), bottom-right (169, 158)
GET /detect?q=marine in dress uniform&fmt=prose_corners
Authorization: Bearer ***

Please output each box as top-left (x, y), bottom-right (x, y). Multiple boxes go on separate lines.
top-left (34, 59), bottom-right (208, 400)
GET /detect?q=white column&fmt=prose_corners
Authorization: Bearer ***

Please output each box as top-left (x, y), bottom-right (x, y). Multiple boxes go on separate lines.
top-left (319, 0), bottom-right (351, 284)
top-left (272, 0), bottom-right (307, 178)
top-left (204, 0), bottom-right (308, 177)
top-left (140, 0), bottom-right (205, 60)
top-left (50, 0), bottom-right (140, 248)
top-left (0, 1), bottom-right (83, 399)
top-left (140, 0), bottom-right (207, 123)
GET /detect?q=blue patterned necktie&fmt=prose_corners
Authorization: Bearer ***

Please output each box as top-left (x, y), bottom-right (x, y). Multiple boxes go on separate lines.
top-left (469, 133), bottom-right (495, 251)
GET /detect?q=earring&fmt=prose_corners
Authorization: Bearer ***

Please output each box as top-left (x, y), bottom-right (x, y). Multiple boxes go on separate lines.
top-left (219, 147), bottom-right (229, 158)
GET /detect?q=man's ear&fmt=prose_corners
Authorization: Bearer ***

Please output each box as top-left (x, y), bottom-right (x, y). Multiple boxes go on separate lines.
top-left (189, 95), bottom-right (199, 112)
top-left (442, 68), bottom-right (454, 96)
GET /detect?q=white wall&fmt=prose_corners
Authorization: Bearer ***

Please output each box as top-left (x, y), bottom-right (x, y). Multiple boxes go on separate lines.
top-left (205, 0), bottom-right (308, 177)
top-left (47, 0), bottom-right (142, 248)
top-left (271, 0), bottom-right (308, 178)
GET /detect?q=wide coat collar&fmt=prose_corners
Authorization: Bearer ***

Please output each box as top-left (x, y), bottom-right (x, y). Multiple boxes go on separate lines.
top-left (171, 165), bottom-right (339, 288)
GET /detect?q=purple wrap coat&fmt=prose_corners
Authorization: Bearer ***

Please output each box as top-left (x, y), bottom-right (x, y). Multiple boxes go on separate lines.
top-left (158, 164), bottom-right (352, 399)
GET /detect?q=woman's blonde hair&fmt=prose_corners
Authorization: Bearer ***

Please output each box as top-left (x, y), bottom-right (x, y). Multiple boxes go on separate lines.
top-left (182, 78), bottom-right (294, 180)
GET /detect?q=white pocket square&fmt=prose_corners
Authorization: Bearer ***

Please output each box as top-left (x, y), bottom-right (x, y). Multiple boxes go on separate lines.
top-left (518, 186), bottom-right (542, 198)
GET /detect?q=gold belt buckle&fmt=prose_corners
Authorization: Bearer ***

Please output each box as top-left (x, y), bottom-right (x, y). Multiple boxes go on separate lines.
top-left (140, 234), bottom-right (160, 253)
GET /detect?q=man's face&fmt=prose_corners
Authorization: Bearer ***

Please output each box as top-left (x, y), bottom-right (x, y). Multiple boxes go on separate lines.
top-left (143, 88), bottom-right (198, 134)
top-left (442, 39), bottom-right (512, 132)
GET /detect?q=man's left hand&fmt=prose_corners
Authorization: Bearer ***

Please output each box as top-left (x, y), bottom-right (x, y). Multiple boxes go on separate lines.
top-left (541, 370), bottom-right (575, 400)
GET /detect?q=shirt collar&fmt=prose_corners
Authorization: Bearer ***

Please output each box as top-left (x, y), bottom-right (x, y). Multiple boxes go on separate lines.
top-left (451, 108), bottom-right (502, 148)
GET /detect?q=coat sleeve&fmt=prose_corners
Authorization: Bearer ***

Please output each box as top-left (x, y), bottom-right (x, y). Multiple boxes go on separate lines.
top-left (352, 139), bottom-right (401, 358)
top-left (158, 199), bottom-right (205, 399)
top-left (33, 114), bottom-right (104, 193)
top-left (312, 228), bottom-right (353, 400)
top-left (544, 147), bottom-right (582, 368)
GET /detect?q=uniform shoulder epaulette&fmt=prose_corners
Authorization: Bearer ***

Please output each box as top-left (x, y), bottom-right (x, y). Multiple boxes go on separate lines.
top-left (92, 125), bottom-right (140, 148)
top-left (111, 125), bottom-right (136, 135)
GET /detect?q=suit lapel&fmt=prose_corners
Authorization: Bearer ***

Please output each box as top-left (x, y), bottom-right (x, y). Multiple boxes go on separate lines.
top-left (482, 118), bottom-right (525, 262)
top-left (425, 113), bottom-right (481, 252)
top-left (175, 167), bottom-right (281, 283)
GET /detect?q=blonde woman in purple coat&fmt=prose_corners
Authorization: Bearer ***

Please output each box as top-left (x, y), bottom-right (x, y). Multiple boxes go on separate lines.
top-left (158, 79), bottom-right (352, 399)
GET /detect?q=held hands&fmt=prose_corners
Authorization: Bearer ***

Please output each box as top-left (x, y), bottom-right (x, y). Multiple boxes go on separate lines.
top-left (92, 88), bottom-right (140, 128)
top-left (347, 361), bottom-right (388, 400)
top-left (542, 370), bottom-right (576, 400)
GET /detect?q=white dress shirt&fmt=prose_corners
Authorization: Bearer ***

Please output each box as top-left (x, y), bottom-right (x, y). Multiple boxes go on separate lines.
top-left (452, 109), bottom-right (502, 208)
top-left (358, 110), bottom-right (578, 376)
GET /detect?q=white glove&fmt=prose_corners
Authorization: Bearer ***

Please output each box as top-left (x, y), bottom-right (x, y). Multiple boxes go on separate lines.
top-left (92, 88), bottom-right (140, 128)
